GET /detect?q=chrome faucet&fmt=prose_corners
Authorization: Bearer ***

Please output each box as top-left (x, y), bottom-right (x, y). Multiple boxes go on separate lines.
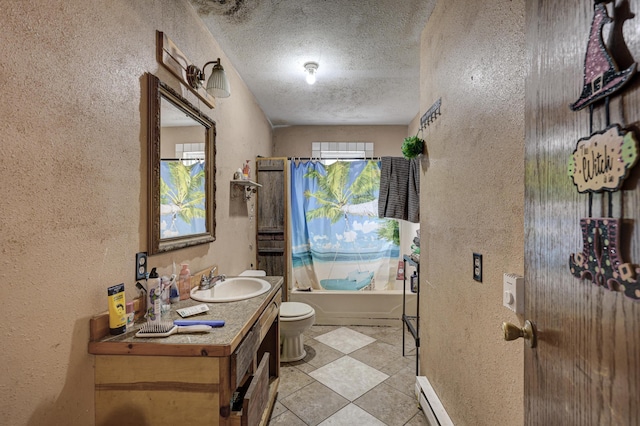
top-left (211, 274), bottom-right (226, 285)
top-left (209, 266), bottom-right (226, 284)
top-left (199, 267), bottom-right (225, 290)
top-left (208, 266), bottom-right (218, 280)
top-left (199, 274), bottom-right (212, 290)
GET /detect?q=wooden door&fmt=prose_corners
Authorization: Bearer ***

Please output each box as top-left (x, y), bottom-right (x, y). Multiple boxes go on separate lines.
top-left (524, 1), bottom-right (640, 424)
top-left (256, 158), bottom-right (289, 301)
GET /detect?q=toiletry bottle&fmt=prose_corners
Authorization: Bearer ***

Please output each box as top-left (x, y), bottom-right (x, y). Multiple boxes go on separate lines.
top-left (410, 271), bottom-right (418, 293)
top-left (169, 274), bottom-right (180, 303)
top-left (397, 260), bottom-right (404, 280)
top-left (242, 160), bottom-right (250, 179)
top-left (125, 301), bottom-right (135, 330)
top-left (107, 283), bottom-right (127, 335)
top-left (146, 268), bottom-right (161, 324)
top-left (179, 264), bottom-right (191, 300)
top-left (160, 275), bottom-right (171, 321)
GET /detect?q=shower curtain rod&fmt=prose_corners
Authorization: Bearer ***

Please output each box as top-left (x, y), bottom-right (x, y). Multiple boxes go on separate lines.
top-left (288, 156), bottom-right (381, 161)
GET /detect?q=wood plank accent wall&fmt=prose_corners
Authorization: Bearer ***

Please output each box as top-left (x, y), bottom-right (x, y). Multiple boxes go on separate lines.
top-left (525, 1), bottom-right (640, 424)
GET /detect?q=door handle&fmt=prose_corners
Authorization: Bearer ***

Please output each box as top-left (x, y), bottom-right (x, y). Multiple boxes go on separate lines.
top-left (502, 320), bottom-right (537, 348)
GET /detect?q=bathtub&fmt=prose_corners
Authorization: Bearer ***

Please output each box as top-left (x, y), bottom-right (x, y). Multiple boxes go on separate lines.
top-left (290, 288), bottom-right (417, 326)
top-left (242, 269), bottom-right (417, 326)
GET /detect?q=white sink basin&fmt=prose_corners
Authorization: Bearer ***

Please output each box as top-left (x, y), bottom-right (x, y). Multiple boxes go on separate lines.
top-left (190, 277), bottom-right (271, 303)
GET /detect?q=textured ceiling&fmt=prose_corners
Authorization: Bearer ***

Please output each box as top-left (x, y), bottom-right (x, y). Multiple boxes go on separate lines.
top-left (189, 0), bottom-right (436, 126)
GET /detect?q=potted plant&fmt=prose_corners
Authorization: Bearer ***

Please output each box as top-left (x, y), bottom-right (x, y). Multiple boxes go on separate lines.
top-left (401, 135), bottom-right (424, 159)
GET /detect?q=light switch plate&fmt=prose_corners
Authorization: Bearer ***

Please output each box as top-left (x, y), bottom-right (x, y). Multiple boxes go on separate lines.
top-left (503, 273), bottom-right (524, 313)
top-left (135, 252), bottom-right (148, 280)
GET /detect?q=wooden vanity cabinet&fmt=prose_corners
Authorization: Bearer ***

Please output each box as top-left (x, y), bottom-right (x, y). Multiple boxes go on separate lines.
top-left (92, 288), bottom-right (281, 426)
top-left (228, 289), bottom-right (281, 425)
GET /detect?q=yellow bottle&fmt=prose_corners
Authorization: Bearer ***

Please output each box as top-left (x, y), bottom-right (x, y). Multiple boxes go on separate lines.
top-left (107, 283), bottom-right (126, 335)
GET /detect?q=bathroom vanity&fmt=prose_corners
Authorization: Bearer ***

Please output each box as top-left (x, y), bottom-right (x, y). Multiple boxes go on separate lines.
top-left (88, 276), bottom-right (283, 426)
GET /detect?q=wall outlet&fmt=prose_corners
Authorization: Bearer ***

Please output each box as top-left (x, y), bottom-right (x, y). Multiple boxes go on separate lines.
top-left (473, 253), bottom-right (482, 282)
top-left (135, 252), bottom-right (148, 280)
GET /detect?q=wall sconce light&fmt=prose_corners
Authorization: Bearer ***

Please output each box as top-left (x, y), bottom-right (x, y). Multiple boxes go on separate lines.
top-left (304, 62), bottom-right (318, 85)
top-left (186, 58), bottom-right (231, 98)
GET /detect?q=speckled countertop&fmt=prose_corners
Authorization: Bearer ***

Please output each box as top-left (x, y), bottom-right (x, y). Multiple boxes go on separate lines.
top-left (88, 276), bottom-right (283, 357)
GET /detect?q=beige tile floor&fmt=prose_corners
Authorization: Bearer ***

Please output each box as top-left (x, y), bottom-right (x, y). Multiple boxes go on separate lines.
top-left (268, 322), bottom-right (429, 426)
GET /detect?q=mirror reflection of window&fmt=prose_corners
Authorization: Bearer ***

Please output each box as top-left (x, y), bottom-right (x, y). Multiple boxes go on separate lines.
top-left (175, 143), bottom-right (205, 166)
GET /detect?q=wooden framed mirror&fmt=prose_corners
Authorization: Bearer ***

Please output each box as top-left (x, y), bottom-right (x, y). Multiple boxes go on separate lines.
top-left (147, 73), bottom-right (216, 255)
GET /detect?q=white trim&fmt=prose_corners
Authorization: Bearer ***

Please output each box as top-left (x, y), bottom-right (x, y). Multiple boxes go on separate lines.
top-left (416, 376), bottom-right (454, 426)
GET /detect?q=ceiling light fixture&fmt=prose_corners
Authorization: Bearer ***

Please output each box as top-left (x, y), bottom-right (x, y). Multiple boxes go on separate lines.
top-left (304, 62), bottom-right (318, 85)
top-left (186, 58), bottom-right (231, 98)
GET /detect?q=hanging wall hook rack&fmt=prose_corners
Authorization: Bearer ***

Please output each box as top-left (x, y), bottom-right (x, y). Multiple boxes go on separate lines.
top-left (420, 98), bottom-right (442, 130)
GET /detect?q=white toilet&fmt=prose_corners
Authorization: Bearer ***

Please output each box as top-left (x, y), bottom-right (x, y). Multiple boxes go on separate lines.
top-left (239, 270), bottom-right (315, 362)
top-left (279, 301), bottom-right (315, 362)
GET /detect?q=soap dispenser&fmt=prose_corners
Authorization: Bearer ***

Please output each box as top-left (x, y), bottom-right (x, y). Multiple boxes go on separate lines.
top-left (146, 268), bottom-right (161, 324)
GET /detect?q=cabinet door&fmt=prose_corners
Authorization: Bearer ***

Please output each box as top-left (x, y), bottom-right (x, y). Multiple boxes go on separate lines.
top-left (241, 353), bottom-right (270, 426)
top-left (231, 329), bottom-right (259, 390)
top-left (256, 158), bottom-right (286, 232)
top-left (256, 158), bottom-right (288, 301)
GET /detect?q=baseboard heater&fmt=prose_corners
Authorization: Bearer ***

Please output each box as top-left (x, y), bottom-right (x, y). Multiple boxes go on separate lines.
top-left (415, 376), bottom-right (454, 426)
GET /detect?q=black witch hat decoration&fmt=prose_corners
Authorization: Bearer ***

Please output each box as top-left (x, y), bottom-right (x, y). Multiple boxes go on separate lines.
top-left (570, 1), bottom-right (636, 111)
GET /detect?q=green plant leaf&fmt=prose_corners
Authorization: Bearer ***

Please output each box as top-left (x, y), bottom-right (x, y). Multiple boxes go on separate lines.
top-left (402, 136), bottom-right (424, 159)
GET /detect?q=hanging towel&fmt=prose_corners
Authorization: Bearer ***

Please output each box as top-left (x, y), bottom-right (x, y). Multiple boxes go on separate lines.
top-left (378, 157), bottom-right (408, 220)
top-left (378, 157), bottom-right (420, 223)
top-left (408, 158), bottom-right (420, 223)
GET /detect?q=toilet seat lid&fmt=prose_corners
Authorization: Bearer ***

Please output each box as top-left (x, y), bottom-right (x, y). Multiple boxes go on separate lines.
top-left (280, 302), bottom-right (314, 317)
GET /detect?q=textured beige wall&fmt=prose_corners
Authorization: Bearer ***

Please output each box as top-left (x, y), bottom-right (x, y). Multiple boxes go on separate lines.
top-left (273, 125), bottom-right (409, 157)
top-left (418, 0), bottom-right (525, 425)
top-left (161, 126), bottom-right (206, 158)
top-left (0, 1), bottom-right (271, 424)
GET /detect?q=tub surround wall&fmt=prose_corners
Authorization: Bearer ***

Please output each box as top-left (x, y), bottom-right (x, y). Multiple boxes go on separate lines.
top-left (417, 0), bottom-right (525, 425)
top-left (1, 1), bottom-right (271, 424)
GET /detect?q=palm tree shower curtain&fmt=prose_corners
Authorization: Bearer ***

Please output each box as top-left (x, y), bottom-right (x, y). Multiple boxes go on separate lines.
top-left (290, 160), bottom-right (400, 291)
top-left (160, 160), bottom-right (206, 238)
